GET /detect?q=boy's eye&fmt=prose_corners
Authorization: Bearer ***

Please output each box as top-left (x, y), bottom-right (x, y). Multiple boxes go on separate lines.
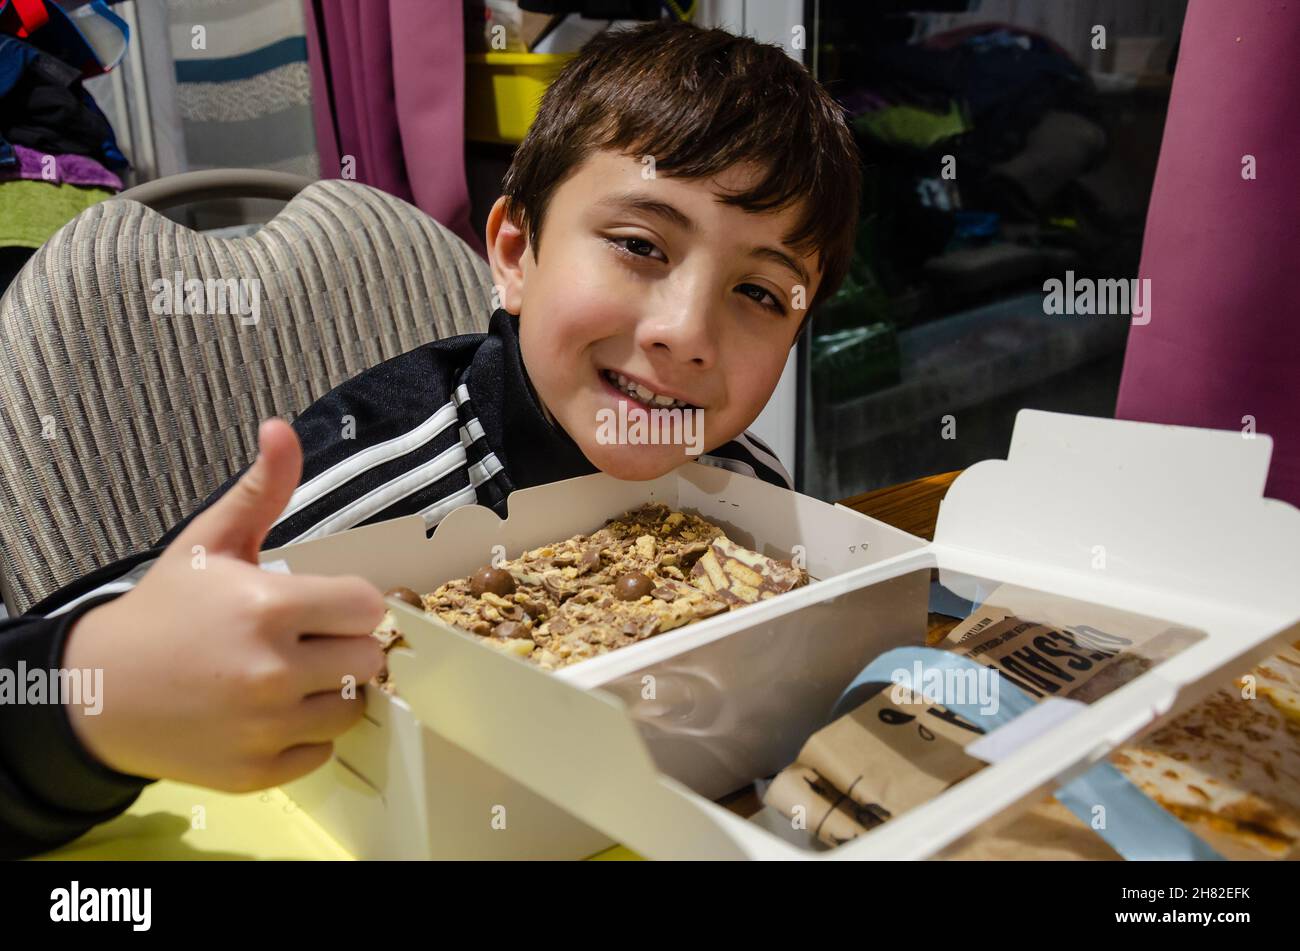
top-left (737, 283), bottom-right (786, 315)
top-left (605, 237), bottom-right (785, 315)
top-left (607, 236), bottom-right (667, 262)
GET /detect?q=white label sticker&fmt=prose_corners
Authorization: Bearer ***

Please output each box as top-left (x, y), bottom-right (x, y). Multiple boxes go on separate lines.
top-left (965, 698), bottom-right (1087, 764)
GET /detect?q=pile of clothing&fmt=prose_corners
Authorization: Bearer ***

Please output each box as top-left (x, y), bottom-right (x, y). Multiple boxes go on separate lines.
top-left (823, 22), bottom-right (1130, 337)
top-left (0, 0), bottom-right (130, 294)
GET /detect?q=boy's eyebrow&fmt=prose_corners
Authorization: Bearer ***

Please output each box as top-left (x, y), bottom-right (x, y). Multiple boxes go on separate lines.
top-left (748, 245), bottom-right (812, 292)
top-left (597, 192), bottom-right (697, 233)
top-left (597, 191), bottom-right (812, 288)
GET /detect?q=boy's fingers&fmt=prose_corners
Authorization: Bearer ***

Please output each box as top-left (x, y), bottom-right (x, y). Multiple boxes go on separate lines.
top-left (281, 691), bottom-right (370, 746)
top-left (295, 634), bottom-right (385, 695)
top-left (275, 574), bottom-right (387, 636)
top-left (177, 418), bottom-right (303, 564)
top-left (264, 742), bottom-right (335, 787)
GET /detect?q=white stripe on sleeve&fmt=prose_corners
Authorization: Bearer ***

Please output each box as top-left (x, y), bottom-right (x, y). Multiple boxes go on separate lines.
top-left (45, 558), bottom-right (158, 618)
top-left (736, 431), bottom-right (793, 488)
top-left (273, 400), bottom-right (459, 527)
top-left (417, 483), bottom-right (478, 530)
top-left (289, 442), bottom-right (469, 543)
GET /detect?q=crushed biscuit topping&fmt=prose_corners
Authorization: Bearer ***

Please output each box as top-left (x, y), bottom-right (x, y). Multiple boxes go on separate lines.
top-left (371, 503), bottom-right (809, 690)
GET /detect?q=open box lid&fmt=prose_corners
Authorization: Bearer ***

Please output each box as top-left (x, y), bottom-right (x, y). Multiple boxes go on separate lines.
top-left (927, 411), bottom-right (1298, 728)
top-left (282, 411), bottom-right (1300, 859)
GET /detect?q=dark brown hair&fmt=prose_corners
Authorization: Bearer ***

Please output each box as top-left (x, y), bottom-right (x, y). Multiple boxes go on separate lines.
top-left (500, 19), bottom-right (862, 317)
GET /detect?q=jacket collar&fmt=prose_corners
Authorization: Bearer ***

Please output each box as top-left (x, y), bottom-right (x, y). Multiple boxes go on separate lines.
top-left (466, 309), bottom-right (599, 491)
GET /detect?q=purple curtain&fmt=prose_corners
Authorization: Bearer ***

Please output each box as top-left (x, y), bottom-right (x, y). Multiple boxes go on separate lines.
top-left (1115, 0), bottom-right (1300, 505)
top-left (303, 0), bottom-right (485, 257)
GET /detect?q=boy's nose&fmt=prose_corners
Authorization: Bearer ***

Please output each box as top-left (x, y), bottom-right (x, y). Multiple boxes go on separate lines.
top-left (639, 301), bottom-right (717, 370)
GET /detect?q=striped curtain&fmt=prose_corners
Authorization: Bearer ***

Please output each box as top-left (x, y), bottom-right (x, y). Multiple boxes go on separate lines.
top-left (166, 0), bottom-right (319, 179)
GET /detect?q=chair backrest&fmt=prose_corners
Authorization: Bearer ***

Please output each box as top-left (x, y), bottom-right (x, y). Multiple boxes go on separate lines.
top-left (0, 179), bottom-right (494, 613)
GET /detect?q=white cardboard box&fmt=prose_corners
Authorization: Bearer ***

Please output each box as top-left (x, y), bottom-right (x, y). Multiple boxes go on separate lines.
top-left (278, 411), bottom-right (1300, 859)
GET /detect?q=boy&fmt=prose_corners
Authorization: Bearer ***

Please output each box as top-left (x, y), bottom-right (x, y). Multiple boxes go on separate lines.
top-left (0, 20), bottom-right (861, 857)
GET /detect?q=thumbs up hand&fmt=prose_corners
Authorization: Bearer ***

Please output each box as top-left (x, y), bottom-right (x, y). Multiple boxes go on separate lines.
top-left (63, 419), bottom-right (387, 791)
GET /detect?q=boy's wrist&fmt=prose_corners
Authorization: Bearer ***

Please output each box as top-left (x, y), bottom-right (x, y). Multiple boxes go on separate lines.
top-left (0, 593), bottom-right (152, 828)
top-left (61, 594), bottom-right (149, 782)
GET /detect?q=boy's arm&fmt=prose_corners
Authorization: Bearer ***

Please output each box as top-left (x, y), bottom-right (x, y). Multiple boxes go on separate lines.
top-left (0, 561), bottom-right (158, 858)
top-left (0, 350), bottom-right (451, 857)
top-left (157, 345), bottom-right (460, 550)
top-left (0, 381), bottom-right (355, 858)
top-left (2, 417), bottom-right (388, 858)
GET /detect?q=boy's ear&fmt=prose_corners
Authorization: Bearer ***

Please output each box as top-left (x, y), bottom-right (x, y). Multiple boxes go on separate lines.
top-left (485, 196), bottom-right (528, 313)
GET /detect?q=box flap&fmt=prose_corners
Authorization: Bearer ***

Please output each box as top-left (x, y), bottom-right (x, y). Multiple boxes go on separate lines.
top-left (385, 605), bottom-right (779, 860)
top-left (934, 410), bottom-right (1300, 620)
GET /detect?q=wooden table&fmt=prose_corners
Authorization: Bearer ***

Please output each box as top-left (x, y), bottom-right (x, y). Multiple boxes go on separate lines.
top-left (837, 470), bottom-right (961, 541)
top-left (39, 471), bottom-right (1113, 861)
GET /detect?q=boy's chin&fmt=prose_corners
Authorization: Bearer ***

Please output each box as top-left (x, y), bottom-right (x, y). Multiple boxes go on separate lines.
top-left (582, 442), bottom-right (697, 482)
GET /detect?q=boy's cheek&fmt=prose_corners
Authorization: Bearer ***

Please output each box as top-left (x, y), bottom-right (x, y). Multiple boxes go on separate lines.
top-left (725, 363), bottom-right (783, 424)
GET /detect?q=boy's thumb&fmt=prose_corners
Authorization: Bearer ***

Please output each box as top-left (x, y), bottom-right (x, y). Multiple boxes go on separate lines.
top-left (176, 418), bottom-right (303, 564)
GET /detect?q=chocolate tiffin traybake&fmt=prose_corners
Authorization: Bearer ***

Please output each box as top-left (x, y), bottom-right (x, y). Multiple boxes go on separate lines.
top-left (371, 503), bottom-right (809, 690)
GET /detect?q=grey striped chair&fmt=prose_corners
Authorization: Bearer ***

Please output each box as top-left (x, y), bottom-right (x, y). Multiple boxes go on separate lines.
top-left (0, 175), bottom-right (493, 614)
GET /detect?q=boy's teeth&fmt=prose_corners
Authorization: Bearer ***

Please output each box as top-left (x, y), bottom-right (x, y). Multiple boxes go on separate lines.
top-left (606, 370), bottom-right (689, 409)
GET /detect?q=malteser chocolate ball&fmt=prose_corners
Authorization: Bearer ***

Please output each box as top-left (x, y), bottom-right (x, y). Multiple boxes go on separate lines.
top-left (614, 571), bottom-right (654, 601)
top-left (470, 566), bottom-right (516, 598)
top-left (384, 586), bottom-right (423, 609)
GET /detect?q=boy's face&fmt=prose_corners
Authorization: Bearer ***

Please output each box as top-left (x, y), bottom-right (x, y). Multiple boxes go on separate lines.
top-left (487, 149), bottom-right (819, 480)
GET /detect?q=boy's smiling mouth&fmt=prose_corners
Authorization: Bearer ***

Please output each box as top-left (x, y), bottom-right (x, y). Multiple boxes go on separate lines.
top-left (599, 368), bottom-right (700, 410)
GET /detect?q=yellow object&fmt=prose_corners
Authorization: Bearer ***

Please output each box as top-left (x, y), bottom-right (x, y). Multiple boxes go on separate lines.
top-left (33, 782), bottom-right (352, 861)
top-left (32, 779), bottom-right (641, 860)
top-left (0, 180), bottom-right (114, 249)
top-left (465, 52), bottom-right (576, 145)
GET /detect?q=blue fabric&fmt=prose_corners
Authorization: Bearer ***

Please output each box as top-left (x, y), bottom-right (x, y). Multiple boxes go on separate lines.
top-left (21, 0), bottom-right (130, 77)
top-left (0, 34), bottom-right (127, 171)
top-left (0, 36), bottom-right (53, 172)
top-left (0, 34), bottom-right (44, 99)
top-left (175, 36), bottom-right (308, 83)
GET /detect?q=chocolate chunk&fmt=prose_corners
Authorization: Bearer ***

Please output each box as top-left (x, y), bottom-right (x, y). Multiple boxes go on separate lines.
top-left (384, 586), bottom-right (424, 609)
top-left (676, 542), bottom-right (710, 570)
top-left (689, 537), bottom-right (806, 605)
top-left (620, 616), bottom-right (660, 639)
top-left (579, 547), bottom-right (602, 574)
top-left (542, 574), bottom-right (574, 598)
top-left (516, 595), bottom-right (550, 620)
top-left (614, 571), bottom-right (654, 601)
top-left (494, 621), bottom-right (524, 640)
top-left (470, 566), bottom-right (516, 598)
